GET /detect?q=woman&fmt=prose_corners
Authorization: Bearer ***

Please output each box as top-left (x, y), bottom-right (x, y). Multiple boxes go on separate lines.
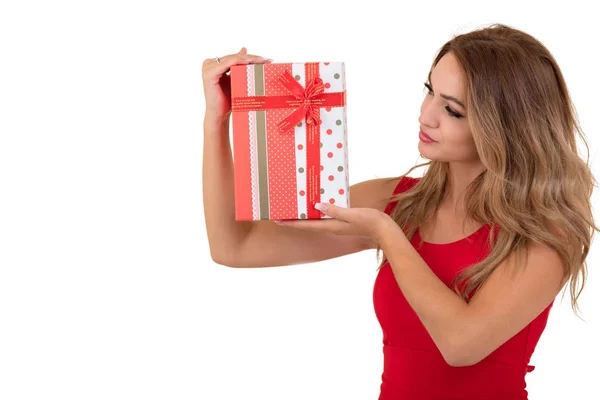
top-left (202, 24), bottom-right (597, 399)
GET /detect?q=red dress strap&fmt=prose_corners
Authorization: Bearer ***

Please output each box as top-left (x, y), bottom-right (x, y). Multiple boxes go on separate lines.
top-left (384, 176), bottom-right (420, 215)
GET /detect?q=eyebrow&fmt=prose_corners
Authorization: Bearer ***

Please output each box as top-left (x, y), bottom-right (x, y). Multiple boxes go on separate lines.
top-left (441, 93), bottom-right (465, 109)
top-left (427, 72), bottom-right (466, 109)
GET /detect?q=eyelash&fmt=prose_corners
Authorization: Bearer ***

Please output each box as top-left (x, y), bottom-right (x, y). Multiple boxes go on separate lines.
top-left (424, 82), bottom-right (464, 119)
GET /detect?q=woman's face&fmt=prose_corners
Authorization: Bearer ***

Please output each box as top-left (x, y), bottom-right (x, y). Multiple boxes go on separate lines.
top-left (418, 52), bottom-right (479, 163)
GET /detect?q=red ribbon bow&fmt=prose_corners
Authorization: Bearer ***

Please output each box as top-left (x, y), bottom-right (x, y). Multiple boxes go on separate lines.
top-left (230, 68), bottom-right (344, 135)
top-left (277, 71), bottom-right (328, 133)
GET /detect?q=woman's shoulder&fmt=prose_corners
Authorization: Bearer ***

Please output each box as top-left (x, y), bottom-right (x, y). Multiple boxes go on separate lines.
top-left (349, 175), bottom-right (420, 214)
top-left (349, 175), bottom-right (418, 212)
top-left (391, 175), bottom-right (421, 195)
top-left (383, 175), bottom-right (421, 215)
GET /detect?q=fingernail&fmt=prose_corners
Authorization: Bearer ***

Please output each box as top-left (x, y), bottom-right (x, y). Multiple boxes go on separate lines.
top-left (314, 203), bottom-right (327, 212)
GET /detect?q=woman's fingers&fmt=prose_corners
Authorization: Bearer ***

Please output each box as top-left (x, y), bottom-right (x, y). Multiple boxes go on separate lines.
top-left (203, 48), bottom-right (272, 79)
top-left (201, 48), bottom-right (273, 118)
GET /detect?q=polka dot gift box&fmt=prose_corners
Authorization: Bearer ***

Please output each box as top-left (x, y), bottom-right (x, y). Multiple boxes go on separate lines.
top-left (230, 62), bottom-right (350, 221)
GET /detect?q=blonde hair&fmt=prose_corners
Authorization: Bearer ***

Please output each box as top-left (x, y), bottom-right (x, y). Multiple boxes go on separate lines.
top-left (378, 24), bottom-right (598, 315)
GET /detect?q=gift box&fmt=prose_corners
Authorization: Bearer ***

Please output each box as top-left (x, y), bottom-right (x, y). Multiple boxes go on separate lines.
top-left (230, 62), bottom-right (350, 220)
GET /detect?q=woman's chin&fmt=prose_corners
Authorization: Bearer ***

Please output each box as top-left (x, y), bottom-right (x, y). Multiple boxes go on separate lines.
top-left (417, 142), bottom-right (436, 160)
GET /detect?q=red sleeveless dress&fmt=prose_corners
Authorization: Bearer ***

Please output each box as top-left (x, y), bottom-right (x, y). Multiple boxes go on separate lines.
top-left (373, 176), bottom-right (553, 400)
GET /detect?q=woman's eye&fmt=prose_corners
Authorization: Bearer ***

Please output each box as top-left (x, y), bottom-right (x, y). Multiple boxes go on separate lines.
top-left (424, 82), bottom-right (433, 94)
top-left (424, 82), bottom-right (465, 119)
top-left (445, 105), bottom-right (464, 119)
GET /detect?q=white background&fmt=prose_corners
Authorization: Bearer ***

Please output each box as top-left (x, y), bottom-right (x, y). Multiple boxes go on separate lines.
top-left (1, 1), bottom-right (598, 399)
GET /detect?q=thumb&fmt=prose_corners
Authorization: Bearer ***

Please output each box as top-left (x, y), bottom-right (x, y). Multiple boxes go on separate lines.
top-left (315, 202), bottom-right (334, 216)
top-left (239, 47), bottom-right (248, 55)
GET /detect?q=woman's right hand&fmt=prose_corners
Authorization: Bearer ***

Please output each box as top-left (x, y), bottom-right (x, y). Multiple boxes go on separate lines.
top-left (202, 47), bottom-right (272, 121)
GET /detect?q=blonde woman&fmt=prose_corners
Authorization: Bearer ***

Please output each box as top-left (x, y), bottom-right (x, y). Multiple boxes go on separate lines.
top-left (202, 24), bottom-right (597, 399)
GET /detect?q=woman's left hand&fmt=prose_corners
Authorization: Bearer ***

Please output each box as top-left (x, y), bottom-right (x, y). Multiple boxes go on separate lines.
top-left (276, 203), bottom-right (396, 245)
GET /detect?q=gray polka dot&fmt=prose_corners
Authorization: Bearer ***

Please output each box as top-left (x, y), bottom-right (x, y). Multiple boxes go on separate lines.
top-left (298, 167), bottom-right (304, 173)
top-left (337, 166), bottom-right (344, 172)
top-left (335, 119), bottom-right (342, 126)
top-left (320, 188), bottom-right (325, 194)
top-left (300, 213), bottom-right (306, 219)
top-left (334, 73), bottom-right (340, 79)
top-left (297, 122), bottom-right (302, 127)
top-left (295, 75), bottom-right (301, 81)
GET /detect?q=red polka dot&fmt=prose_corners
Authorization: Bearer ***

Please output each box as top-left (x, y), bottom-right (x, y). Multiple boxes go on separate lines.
top-left (297, 144), bottom-right (303, 150)
top-left (338, 189), bottom-right (345, 195)
top-left (336, 142), bottom-right (343, 149)
top-left (320, 165), bottom-right (324, 171)
top-left (324, 82), bottom-right (331, 89)
top-left (328, 175), bottom-right (334, 181)
top-left (326, 129), bottom-right (332, 135)
top-left (329, 198), bottom-right (335, 204)
top-left (324, 62), bottom-right (330, 65)
top-left (325, 106), bottom-right (332, 112)
top-left (327, 152), bottom-right (333, 158)
top-left (299, 190), bottom-right (305, 196)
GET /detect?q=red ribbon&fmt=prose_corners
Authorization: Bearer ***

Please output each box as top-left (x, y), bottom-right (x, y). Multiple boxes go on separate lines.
top-left (276, 71), bottom-right (326, 133)
top-left (231, 70), bottom-right (345, 134)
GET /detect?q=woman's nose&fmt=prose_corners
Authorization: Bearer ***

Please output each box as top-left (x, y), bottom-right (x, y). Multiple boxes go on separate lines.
top-left (418, 98), bottom-right (439, 129)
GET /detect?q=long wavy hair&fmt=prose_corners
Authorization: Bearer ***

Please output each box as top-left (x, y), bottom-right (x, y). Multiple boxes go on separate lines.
top-left (378, 24), bottom-right (598, 315)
